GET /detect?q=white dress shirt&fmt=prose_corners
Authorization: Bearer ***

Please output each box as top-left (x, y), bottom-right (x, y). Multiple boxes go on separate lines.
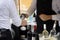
top-left (27, 0), bottom-right (60, 26)
top-left (0, 0), bottom-right (21, 30)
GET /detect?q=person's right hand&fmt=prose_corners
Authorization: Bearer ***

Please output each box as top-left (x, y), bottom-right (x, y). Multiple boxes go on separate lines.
top-left (39, 14), bottom-right (52, 21)
top-left (21, 19), bottom-right (27, 26)
top-left (20, 14), bottom-right (29, 18)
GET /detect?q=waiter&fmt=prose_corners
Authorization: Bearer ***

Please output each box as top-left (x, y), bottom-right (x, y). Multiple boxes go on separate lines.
top-left (26, 0), bottom-right (60, 34)
top-left (0, 0), bottom-right (27, 40)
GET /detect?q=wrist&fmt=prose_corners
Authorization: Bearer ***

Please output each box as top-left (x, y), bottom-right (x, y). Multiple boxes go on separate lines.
top-left (48, 15), bottom-right (52, 20)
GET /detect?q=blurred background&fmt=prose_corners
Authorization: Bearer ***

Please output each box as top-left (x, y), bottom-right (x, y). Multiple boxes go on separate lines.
top-left (14, 0), bottom-right (32, 15)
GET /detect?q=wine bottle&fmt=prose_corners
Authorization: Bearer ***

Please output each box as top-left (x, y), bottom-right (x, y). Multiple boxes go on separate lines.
top-left (42, 24), bottom-right (49, 38)
top-left (50, 21), bottom-right (57, 37)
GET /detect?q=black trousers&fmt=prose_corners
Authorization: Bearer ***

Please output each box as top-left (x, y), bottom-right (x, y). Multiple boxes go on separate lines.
top-left (0, 29), bottom-right (12, 40)
top-left (11, 24), bottom-right (20, 40)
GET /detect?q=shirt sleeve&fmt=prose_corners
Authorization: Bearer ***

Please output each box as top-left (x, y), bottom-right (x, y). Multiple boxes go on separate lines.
top-left (52, 0), bottom-right (60, 20)
top-left (52, 14), bottom-right (60, 20)
top-left (27, 0), bottom-right (36, 16)
top-left (52, 0), bottom-right (58, 13)
top-left (52, 15), bottom-right (60, 26)
top-left (9, 0), bottom-right (21, 27)
top-left (52, 0), bottom-right (60, 14)
top-left (52, 0), bottom-right (60, 26)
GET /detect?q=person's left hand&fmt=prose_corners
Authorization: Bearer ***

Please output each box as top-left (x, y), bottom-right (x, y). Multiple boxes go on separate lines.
top-left (39, 14), bottom-right (52, 21)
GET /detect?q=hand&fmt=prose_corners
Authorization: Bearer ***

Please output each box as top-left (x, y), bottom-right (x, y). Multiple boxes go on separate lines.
top-left (21, 14), bottom-right (29, 18)
top-left (25, 14), bottom-right (29, 18)
top-left (39, 14), bottom-right (52, 21)
top-left (21, 19), bottom-right (27, 26)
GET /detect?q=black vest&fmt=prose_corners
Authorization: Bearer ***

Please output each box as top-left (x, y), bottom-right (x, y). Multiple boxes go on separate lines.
top-left (36, 0), bottom-right (59, 33)
top-left (37, 0), bottom-right (56, 15)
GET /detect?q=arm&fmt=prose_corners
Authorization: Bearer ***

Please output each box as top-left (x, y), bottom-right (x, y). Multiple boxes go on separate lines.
top-left (26, 0), bottom-right (36, 16)
top-left (9, 0), bottom-right (21, 26)
top-left (52, 14), bottom-right (60, 21)
top-left (52, 0), bottom-right (60, 21)
top-left (52, 0), bottom-right (59, 14)
top-left (40, 0), bottom-right (60, 21)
